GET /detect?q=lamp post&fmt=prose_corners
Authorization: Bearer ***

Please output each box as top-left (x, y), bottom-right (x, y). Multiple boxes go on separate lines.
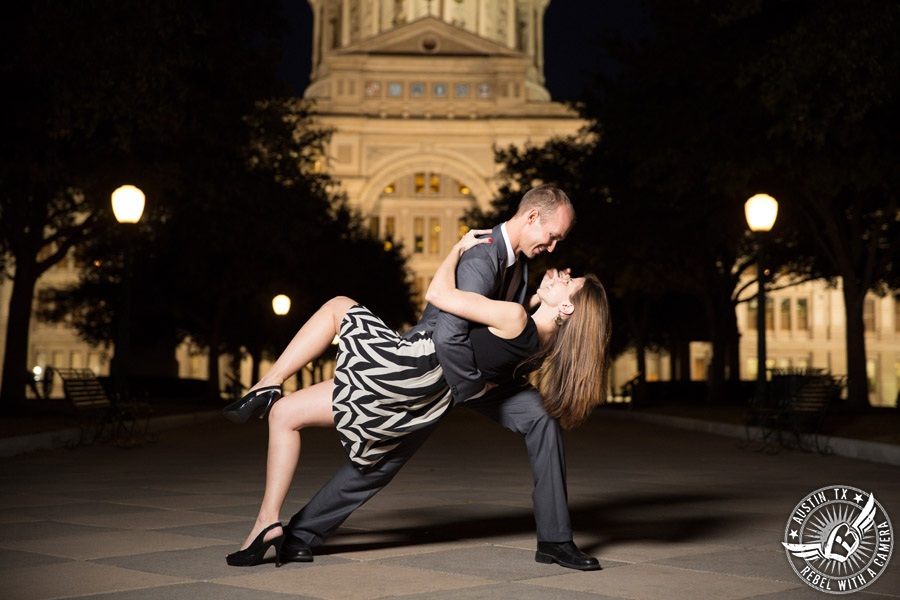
top-left (111, 185), bottom-right (145, 403)
top-left (745, 194), bottom-right (778, 405)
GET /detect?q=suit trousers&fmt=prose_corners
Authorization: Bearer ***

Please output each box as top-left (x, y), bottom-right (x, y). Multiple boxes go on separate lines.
top-left (284, 386), bottom-right (572, 546)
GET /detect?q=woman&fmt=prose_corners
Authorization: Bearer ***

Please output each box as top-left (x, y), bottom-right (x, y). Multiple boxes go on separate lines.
top-left (222, 229), bottom-right (610, 567)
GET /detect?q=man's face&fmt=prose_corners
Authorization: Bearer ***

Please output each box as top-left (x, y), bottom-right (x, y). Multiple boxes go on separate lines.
top-left (520, 205), bottom-right (574, 258)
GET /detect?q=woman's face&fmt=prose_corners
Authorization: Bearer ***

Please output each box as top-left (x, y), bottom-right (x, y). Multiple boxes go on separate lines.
top-left (538, 275), bottom-right (585, 309)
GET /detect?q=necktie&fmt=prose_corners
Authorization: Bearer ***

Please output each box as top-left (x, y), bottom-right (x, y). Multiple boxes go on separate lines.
top-left (504, 259), bottom-right (523, 302)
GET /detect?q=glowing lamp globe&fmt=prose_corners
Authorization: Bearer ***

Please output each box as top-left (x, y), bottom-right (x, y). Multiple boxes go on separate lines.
top-left (744, 194), bottom-right (778, 232)
top-left (111, 185), bottom-right (146, 224)
top-left (272, 294), bottom-right (291, 316)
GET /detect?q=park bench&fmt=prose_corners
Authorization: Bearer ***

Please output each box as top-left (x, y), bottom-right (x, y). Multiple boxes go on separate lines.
top-left (49, 367), bottom-right (153, 447)
top-left (744, 368), bottom-right (844, 455)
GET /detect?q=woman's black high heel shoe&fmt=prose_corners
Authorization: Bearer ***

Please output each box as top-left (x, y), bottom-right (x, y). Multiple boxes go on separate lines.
top-left (226, 523), bottom-right (285, 567)
top-left (223, 385), bottom-right (282, 423)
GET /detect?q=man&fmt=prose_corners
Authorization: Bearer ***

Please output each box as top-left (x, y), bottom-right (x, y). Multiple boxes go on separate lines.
top-left (281, 184), bottom-right (599, 571)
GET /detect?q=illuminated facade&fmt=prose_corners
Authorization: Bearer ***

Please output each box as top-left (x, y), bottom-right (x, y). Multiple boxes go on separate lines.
top-left (4, 0), bottom-right (897, 406)
top-left (302, 0), bottom-right (581, 304)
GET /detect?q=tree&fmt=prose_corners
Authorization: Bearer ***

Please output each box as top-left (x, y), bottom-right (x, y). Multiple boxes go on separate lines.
top-left (732, 0), bottom-right (900, 407)
top-left (1, 0), bottom-right (289, 404)
top-left (46, 98), bottom-right (416, 400)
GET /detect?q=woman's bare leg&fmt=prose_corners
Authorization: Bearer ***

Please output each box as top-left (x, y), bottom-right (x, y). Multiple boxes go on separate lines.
top-left (250, 296), bottom-right (357, 393)
top-left (239, 378), bottom-right (335, 549)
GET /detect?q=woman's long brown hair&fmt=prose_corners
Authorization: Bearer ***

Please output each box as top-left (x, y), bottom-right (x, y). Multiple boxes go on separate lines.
top-left (534, 274), bottom-right (611, 429)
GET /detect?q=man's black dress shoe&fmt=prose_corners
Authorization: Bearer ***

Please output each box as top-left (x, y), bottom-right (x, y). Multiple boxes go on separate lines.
top-left (535, 541), bottom-right (601, 571)
top-left (279, 535), bottom-right (313, 563)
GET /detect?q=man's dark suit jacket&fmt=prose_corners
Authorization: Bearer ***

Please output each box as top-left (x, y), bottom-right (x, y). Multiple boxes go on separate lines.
top-left (405, 223), bottom-right (528, 403)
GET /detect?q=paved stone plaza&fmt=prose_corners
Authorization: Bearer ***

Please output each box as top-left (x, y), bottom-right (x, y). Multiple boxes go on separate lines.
top-left (1, 407), bottom-right (898, 600)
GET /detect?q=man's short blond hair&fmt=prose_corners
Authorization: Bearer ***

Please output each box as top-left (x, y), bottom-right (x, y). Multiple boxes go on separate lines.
top-left (516, 184), bottom-right (575, 223)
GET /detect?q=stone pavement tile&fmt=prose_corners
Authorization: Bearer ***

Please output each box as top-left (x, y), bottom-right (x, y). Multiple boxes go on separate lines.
top-left (57, 508), bottom-right (246, 530)
top-left (5, 501), bottom-right (163, 522)
top-left (111, 493), bottom-right (263, 511)
top-left (92, 544), bottom-right (348, 581)
top-left (94, 542), bottom-right (349, 580)
top-left (0, 493), bottom-right (85, 509)
top-left (74, 581), bottom-right (316, 600)
top-left (216, 562), bottom-right (490, 600)
top-left (654, 547), bottom-right (796, 582)
top-left (2, 529), bottom-right (227, 560)
top-left (501, 536), bottom-right (735, 566)
top-left (192, 499), bottom-right (307, 520)
top-left (61, 486), bottom-right (197, 503)
top-left (1, 560), bottom-right (189, 600)
top-left (750, 586), bottom-right (889, 599)
top-left (522, 564), bottom-right (797, 600)
top-left (315, 530), bottom-right (482, 561)
top-left (0, 548), bottom-right (70, 570)
top-left (341, 502), bottom-right (534, 540)
top-left (375, 544), bottom-right (563, 581)
top-left (0, 520), bottom-right (114, 542)
top-left (0, 513), bottom-right (41, 525)
top-left (156, 518), bottom-right (258, 544)
top-left (399, 581), bottom-right (628, 600)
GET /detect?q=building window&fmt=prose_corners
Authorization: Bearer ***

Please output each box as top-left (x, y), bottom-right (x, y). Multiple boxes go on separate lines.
top-left (458, 218), bottom-right (469, 239)
top-left (385, 216), bottom-right (395, 250)
top-left (864, 298), bottom-right (876, 332)
top-left (780, 299), bottom-right (791, 331)
top-left (895, 300), bottom-right (900, 333)
top-left (415, 173), bottom-right (425, 194)
top-left (458, 182), bottom-right (471, 195)
top-left (414, 217), bottom-right (424, 253)
top-left (429, 174), bottom-right (440, 194)
top-left (747, 299), bottom-right (757, 330)
top-left (747, 357), bottom-right (758, 381)
top-left (87, 352), bottom-right (102, 374)
top-left (383, 182), bottom-right (396, 194)
top-left (867, 358), bottom-right (877, 392)
top-left (765, 298), bottom-right (774, 331)
top-left (797, 298), bottom-right (809, 331)
top-left (429, 217), bottom-right (440, 254)
top-left (368, 216), bottom-right (379, 238)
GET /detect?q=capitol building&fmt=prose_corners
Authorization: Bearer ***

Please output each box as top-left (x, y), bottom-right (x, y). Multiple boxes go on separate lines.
top-left (2, 0), bottom-right (898, 407)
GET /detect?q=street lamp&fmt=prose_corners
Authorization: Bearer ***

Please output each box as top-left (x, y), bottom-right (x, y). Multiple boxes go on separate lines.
top-left (745, 193), bottom-right (778, 405)
top-left (272, 294), bottom-right (291, 316)
top-left (112, 185), bottom-right (145, 403)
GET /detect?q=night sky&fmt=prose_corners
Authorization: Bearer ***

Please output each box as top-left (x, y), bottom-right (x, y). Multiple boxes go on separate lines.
top-left (275, 1), bottom-right (644, 102)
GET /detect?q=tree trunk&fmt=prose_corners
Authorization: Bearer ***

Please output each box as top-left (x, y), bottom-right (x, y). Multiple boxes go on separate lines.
top-left (0, 263), bottom-right (40, 407)
top-left (841, 283), bottom-right (870, 408)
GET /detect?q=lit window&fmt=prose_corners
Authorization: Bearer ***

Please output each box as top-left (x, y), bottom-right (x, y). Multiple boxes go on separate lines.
top-left (867, 359), bottom-right (877, 392)
top-left (384, 182), bottom-right (396, 194)
top-left (864, 298), bottom-right (876, 332)
top-left (430, 174), bottom-right (440, 194)
top-left (459, 183), bottom-right (471, 195)
top-left (458, 218), bottom-right (469, 239)
top-left (385, 216), bottom-right (395, 243)
top-left (414, 217), bottom-right (424, 253)
top-left (429, 217), bottom-right (440, 254)
top-left (780, 299), bottom-right (791, 331)
top-left (415, 173), bottom-right (425, 194)
top-left (797, 299), bottom-right (809, 331)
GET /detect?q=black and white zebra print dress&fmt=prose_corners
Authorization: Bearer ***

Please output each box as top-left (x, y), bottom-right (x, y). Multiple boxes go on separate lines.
top-left (332, 305), bottom-right (453, 471)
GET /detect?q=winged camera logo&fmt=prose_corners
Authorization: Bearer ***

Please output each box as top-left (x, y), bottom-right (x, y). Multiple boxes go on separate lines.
top-left (783, 485), bottom-right (893, 594)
